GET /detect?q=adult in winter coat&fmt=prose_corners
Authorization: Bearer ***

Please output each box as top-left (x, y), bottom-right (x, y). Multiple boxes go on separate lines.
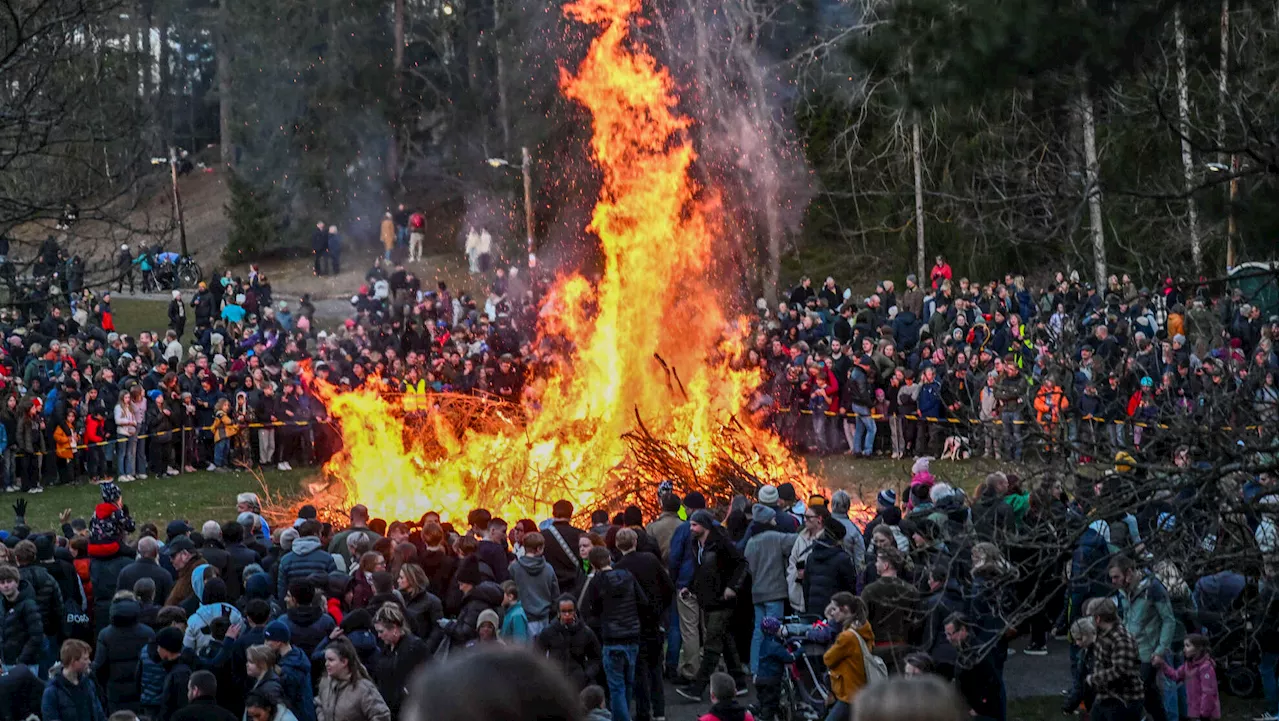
top-left (281, 581), bottom-right (336, 658)
top-left (276, 523), bottom-right (337, 601)
top-left (743, 504), bottom-right (797, 675)
top-left (41, 641), bottom-right (108, 721)
top-left (184, 577), bottom-right (243, 653)
top-left (117, 537), bottom-right (175, 610)
top-left (802, 518), bottom-right (859, 618)
top-left (535, 596), bottom-right (602, 690)
top-left (264, 621), bottom-right (316, 721)
top-left (823, 593), bottom-right (877, 719)
top-left (371, 604), bottom-right (429, 720)
top-left (0, 566), bottom-right (43, 667)
top-left (397, 565), bottom-right (444, 640)
top-left (15, 539), bottom-right (64, 644)
top-left (611, 528), bottom-right (672, 721)
top-left (315, 637), bottom-right (391, 721)
top-left (442, 563), bottom-right (504, 646)
top-left (140, 627), bottom-right (196, 721)
top-left (93, 598), bottom-right (156, 712)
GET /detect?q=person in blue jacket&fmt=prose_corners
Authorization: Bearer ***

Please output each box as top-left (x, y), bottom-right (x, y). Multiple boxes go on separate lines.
top-left (667, 491), bottom-right (706, 682)
top-left (42, 639), bottom-right (107, 721)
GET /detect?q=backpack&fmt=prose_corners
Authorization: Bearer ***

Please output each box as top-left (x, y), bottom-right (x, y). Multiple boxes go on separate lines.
top-left (851, 627), bottom-right (889, 684)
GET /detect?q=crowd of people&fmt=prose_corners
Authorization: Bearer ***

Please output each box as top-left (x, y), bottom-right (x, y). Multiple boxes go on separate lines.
top-left (0, 233), bottom-right (1273, 721)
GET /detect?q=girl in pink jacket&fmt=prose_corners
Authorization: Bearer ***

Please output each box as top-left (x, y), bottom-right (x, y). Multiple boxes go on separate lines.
top-left (1154, 633), bottom-right (1219, 720)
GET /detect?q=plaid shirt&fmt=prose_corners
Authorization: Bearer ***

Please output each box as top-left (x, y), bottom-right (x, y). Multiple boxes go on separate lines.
top-left (1091, 623), bottom-right (1145, 703)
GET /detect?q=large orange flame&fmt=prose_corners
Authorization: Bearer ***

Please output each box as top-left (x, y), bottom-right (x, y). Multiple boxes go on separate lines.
top-left (312, 0), bottom-right (815, 523)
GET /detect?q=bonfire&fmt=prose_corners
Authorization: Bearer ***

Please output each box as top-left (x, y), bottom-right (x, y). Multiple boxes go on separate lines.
top-left (288, 0), bottom-right (819, 525)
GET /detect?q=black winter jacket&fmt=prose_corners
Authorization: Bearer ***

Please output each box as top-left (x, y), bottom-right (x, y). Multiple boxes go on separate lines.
top-left (801, 538), bottom-right (858, 616)
top-left (116, 558), bottom-right (174, 611)
top-left (613, 550), bottom-right (674, 634)
top-left (18, 563), bottom-right (63, 638)
top-left (403, 589), bottom-right (444, 639)
top-left (581, 568), bottom-right (647, 644)
top-left (93, 599), bottom-right (155, 711)
top-left (446, 581), bottom-right (504, 645)
top-left (690, 529), bottom-right (748, 611)
top-left (535, 619), bottom-right (602, 690)
top-left (282, 603), bottom-right (336, 657)
top-left (375, 631), bottom-right (430, 719)
top-left (0, 581), bottom-right (43, 665)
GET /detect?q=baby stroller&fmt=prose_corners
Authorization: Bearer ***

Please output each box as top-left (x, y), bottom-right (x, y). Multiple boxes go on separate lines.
top-left (776, 616), bottom-right (833, 721)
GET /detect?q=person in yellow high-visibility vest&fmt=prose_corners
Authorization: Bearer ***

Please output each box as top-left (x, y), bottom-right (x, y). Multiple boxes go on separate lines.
top-left (403, 371), bottom-right (427, 415)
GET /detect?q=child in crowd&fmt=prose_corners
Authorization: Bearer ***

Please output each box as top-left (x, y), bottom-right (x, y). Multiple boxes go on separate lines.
top-left (208, 398), bottom-right (237, 472)
top-left (700, 672), bottom-right (754, 721)
top-left (581, 684), bottom-right (611, 721)
top-left (754, 617), bottom-right (798, 721)
top-left (499, 580), bottom-right (529, 642)
top-left (1062, 616), bottom-right (1097, 715)
top-left (87, 482), bottom-right (135, 558)
top-left (1154, 633), bottom-right (1219, 721)
top-left (84, 406), bottom-right (107, 483)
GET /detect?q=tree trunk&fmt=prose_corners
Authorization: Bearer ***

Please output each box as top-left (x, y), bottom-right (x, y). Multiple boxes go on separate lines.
top-left (388, 0), bottom-right (404, 184)
top-left (217, 0), bottom-right (233, 168)
top-left (494, 0), bottom-right (511, 158)
top-left (1174, 7), bottom-right (1202, 272)
top-left (912, 115), bottom-right (926, 282)
top-left (157, 6), bottom-right (172, 148)
top-left (1079, 85), bottom-right (1107, 289)
top-left (139, 1), bottom-right (153, 101)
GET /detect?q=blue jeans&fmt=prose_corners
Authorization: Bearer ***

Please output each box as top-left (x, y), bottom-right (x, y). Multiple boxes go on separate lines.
top-left (602, 643), bottom-right (638, 721)
top-left (213, 439), bottom-right (230, 467)
top-left (1261, 651), bottom-right (1278, 712)
top-left (751, 600), bottom-right (785, 675)
top-left (824, 700), bottom-right (850, 721)
top-left (1000, 410), bottom-right (1023, 460)
top-left (664, 603), bottom-right (682, 672)
top-left (1161, 650), bottom-right (1185, 721)
top-left (850, 404), bottom-right (876, 455)
top-left (117, 437), bottom-right (137, 477)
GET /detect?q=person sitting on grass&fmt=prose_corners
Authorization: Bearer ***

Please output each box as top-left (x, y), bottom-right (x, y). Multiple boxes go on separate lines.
top-left (88, 482), bottom-right (135, 559)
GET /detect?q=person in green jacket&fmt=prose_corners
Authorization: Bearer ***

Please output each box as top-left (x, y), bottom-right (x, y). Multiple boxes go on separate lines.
top-left (1109, 555), bottom-right (1178, 721)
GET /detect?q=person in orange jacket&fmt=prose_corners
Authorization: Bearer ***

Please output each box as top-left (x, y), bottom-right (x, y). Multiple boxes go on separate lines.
top-left (380, 211), bottom-right (396, 261)
top-left (1033, 375), bottom-right (1069, 442)
top-left (823, 591), bottom-right (878, 719)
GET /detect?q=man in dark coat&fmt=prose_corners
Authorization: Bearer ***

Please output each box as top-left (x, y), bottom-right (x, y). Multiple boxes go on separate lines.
top-left (613, 527), bottom-right (673, 721)
top-left (171, 670), bottom-right (237, 721)
top-left (541, 500), bottom-right (586, 594)
top-left (167, 291), bottom-right (186, 339)
top-left (801, 518), bottom-right (858, 617)
top-left (676, 510), bottom-right (749, 700)
top-left (310, 222), bottom-right (329, 276)
top-left (116, 537), bottom-right (174, 613)
top-left (221, 521), bottom-right (261, 601)
top-left (93, 597), bottom-right (155, 712)
top-left (281, 582), bottom-right (335, 658)
top-left (0, 566), bottom-right (43, 668)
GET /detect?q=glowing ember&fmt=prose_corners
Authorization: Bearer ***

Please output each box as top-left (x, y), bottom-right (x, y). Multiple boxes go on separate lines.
top-left (311, 0), bottom-right (817, 523)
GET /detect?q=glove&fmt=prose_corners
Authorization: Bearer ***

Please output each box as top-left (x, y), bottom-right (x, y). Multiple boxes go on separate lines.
top-left (12, 499), bottom-right (26, 523)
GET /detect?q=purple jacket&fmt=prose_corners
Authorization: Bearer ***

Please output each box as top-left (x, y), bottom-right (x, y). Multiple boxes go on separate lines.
top-left (1160, 654), bottom-right (1219, 719)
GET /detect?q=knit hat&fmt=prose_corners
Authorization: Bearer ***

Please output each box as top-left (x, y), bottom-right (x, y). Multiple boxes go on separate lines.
top-left (682, 491), bottom-right (706, 511)
top-left (688, 509), bottom-right (716, 529)
top-left (907, 273), bottom-right (918, 284)
top-left (760, 616), bottom-right (782, 635)
top-left (822, 515), bottom-right (847, 542)
top-left (657, 480), bottom-right (673, 498)
top-left (100, 482), bottom-right (121, 504)
top-left (751, 504), bottom-right (776, 526)
top-left (455, 558), bottom-right (484, 586)
top-left (477, 609), bottom-right (501, 629)
top-left (876, 489), bottom-right (897, 508)
top-left (264, 620), bottom-right (292, 643)
top-left (156, 626), bottom-right (185, 653)
top-left (777, 483), bottom-right (798, 503)
top-left (757, 484), bottom-right (779, 506)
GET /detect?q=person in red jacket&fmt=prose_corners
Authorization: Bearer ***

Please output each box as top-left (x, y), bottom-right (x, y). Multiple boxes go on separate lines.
top-left (930, 255), bottom-right (953, 290)
top-left (84, 407), bottom-right (107, 483)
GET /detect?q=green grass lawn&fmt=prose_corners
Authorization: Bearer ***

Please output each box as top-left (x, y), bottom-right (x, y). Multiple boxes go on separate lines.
top-left (109, 297), bottom-right (173, 340)
top-left (14, 468), bottom-right (315, 532)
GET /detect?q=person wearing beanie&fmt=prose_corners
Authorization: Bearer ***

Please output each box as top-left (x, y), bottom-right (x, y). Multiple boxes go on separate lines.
top-left (756, 484), bottom-right (798, 533)
top-left (862, 489), bottom-right (898, 548)
top-left (776, 483), bottom-right (805, 524)
top-left (674, 508), bottom-right (748, 701)
top-left (443, 558), bottom-right (504, 647)
top-left (667, 493), bottom-right (710, 683)
top-left (88, 482), bottom-right (136, 560)
top-left (743, 502), bottom-right (796, 676)
top-left (802, 516), bottom-right (857, 617)
top-left (266, 618), bottom-right (316, 721)
top-left (140, 625), bottom-right (195, 721)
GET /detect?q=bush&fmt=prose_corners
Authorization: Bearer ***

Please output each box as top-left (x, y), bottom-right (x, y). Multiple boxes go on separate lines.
top-left (224, 172), bottom-right (276, 263)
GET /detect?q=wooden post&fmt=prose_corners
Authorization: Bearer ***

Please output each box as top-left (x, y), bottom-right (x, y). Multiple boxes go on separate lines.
top-left (169, 146), bottom-right (189, 257)
top-left (522, 146), bottom-right (535, 266)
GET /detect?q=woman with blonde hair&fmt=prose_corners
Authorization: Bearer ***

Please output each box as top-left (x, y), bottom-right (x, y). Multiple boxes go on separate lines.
top-left (245, 643), bottom-right (287, 713)
top-left (373, 603), bottom-right (429, 719)
top-left (822, 591), bottom-right (877, 721)
top-left (317, 636), bottom-right (390, 721)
